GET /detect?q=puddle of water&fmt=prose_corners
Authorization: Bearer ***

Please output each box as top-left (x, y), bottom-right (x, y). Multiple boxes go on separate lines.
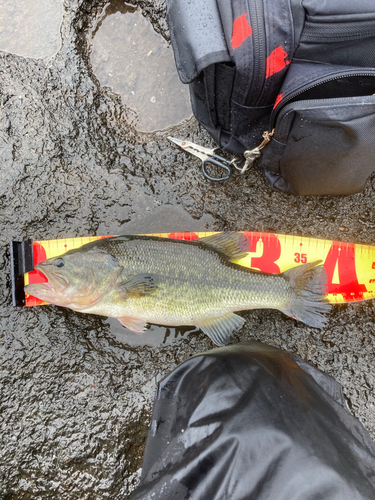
top-left (89, 2), bottom-right (192, 132)
top-left (97, 191), bottom-right (215, 235)
top-left (106, 318), bottom-right (199, 346)
top-left (0, 0), bottom-right (63, 60)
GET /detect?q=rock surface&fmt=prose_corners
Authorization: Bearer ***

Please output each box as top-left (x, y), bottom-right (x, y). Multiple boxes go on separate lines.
top-left (1, 1), bottom-right (375, 498)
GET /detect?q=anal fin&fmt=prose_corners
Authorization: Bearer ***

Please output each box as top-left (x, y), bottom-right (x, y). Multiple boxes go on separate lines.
top-left (196, 313), bottom-right (245, 346)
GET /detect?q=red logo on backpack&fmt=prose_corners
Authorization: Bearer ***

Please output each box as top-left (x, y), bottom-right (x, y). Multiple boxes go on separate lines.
top-left (232, 14), bottom-right (252, 50)
top-left (266, 46), bottom-right (290, 78)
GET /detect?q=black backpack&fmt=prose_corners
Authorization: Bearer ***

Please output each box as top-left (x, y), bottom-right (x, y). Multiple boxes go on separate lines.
top-left (166, 0), bottom-right (375, 195)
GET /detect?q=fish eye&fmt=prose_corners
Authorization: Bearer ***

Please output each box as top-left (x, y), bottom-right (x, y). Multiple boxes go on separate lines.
top-left (54, 258), bottom-right (65, 268)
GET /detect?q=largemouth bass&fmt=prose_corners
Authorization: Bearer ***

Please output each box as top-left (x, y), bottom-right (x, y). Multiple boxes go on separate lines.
top-left (24, 233), bottom-right (330, 345)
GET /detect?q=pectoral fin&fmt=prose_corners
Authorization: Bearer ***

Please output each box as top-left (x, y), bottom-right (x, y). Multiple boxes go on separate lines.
top-left (117, 316), bottom-right (147, 332)
top-left (116, 273), bottom-right (158, 299)
top-left (196, 313), bottom-right (246, 346)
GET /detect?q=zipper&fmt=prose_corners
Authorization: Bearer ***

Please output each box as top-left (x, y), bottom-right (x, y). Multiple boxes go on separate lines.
top-left (270, 70), bottom-right (375, 128)
top-left (241, 70), bottom-right (375, 168)
top-left (245, 0), bottom-right (267, 106)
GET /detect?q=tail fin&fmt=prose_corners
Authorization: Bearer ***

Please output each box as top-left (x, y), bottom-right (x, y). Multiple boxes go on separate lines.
top-left (281, 261), bottom-right (331, 328)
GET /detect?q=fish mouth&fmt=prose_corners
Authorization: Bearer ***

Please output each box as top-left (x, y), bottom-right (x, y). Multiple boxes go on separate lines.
top-left (26, 265), bottom-right (69, 294)
top-left (24, 281), bottom-right (55, 296)
top-left (47, 271), bottom-right (69, 292)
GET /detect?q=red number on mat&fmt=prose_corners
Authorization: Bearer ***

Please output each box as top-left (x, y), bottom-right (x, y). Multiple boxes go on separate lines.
top-left (248, 234), bottom-right (281, 273)
top-left (294, 253), bottom-right (307, 264)
top-left (324, 242), bottom-right (367, 301)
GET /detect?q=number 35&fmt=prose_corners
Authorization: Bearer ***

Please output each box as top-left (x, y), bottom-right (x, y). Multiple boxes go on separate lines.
top-left (294, 252), bottom-right (307, 264)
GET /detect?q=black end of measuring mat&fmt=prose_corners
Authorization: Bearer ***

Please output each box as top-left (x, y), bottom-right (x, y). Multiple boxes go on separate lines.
top-left (10, 240), bottom-right (34, 307)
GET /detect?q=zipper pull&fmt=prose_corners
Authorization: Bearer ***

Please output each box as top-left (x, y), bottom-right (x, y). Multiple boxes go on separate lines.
top-left (238, 129), bottom-right (275, 174)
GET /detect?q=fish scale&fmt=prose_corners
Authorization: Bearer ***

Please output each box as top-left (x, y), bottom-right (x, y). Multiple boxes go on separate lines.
top-left (24, 233), bottom-right (330, 346)
top-left (104, 238), bottom-right (290, 314)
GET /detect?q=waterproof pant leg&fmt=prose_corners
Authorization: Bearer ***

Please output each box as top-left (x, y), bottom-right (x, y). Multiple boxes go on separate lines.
top-left (132, 340), bottom-right (375, 500)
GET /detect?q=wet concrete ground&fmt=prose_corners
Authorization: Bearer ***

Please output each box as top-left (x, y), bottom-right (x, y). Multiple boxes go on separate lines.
top-left (0, 0), bottom-right (375, 498)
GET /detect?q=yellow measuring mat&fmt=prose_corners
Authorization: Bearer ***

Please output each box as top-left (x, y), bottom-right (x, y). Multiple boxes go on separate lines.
top-left (10, 232), bottom-right (375, 307)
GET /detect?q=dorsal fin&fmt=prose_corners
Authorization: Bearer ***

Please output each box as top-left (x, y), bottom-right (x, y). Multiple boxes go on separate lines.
top-left (198, 232), bottom-right (250, 260)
